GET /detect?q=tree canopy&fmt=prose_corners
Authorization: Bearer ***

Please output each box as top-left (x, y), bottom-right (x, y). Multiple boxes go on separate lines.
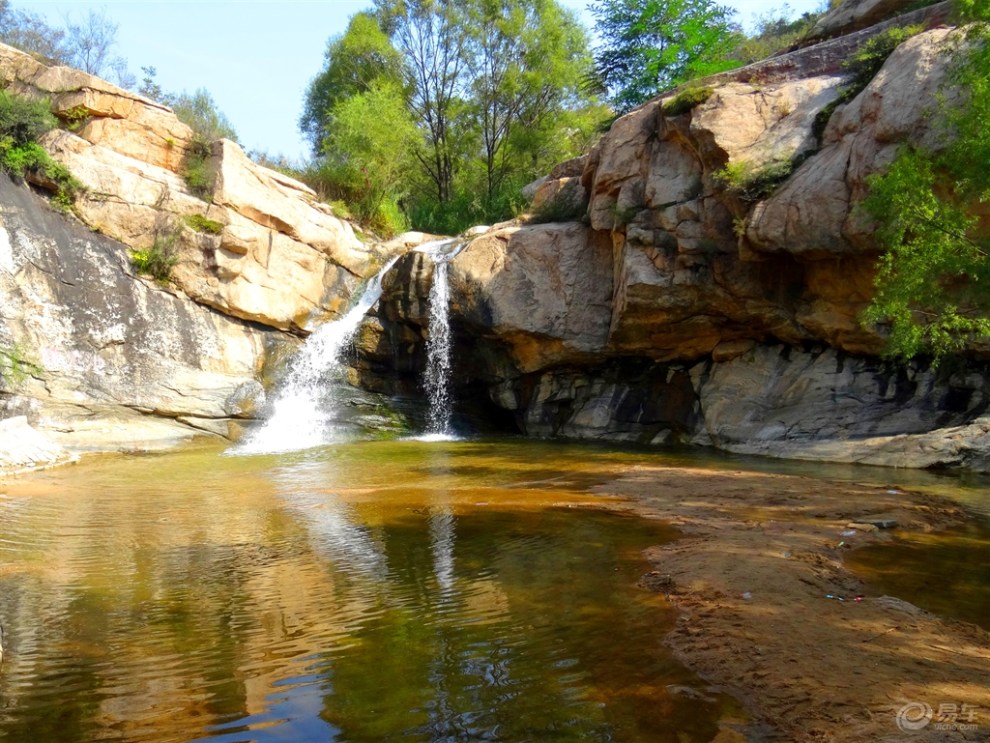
top-left (590, 0), bottom-right (740, 112)
top-left (302, 0), bottom-right (605, 235)
top-left (300, 12), bottom-right (407, 153)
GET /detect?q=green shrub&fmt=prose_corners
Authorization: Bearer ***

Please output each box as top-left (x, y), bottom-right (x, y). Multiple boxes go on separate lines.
top-left (662, 86), bottom-right (714, 117)
top-left (860, 13), bottom-right (990, 361)
top-left (58, 105), bottom-right (90, 131)
top-left (715, 157), bottom-right (794, 201)
top-left (0, 344), bottom-right (43, 387)
top-left (183, 136), bottom-right (214, 200)
top-left (184, 213), bottom-right (223, 234)
top-left (365, 196), bottom-right (409, 237)
top-left (130, 230), bottom-right (179, 282)
top-left (0, 91), bottom-right (57, 146)
top-left (0, 91), bottom-right (82, 211)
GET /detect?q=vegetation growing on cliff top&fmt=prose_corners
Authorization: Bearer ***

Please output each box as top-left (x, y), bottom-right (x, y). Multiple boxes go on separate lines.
top-left (590, 0), bottom-right (740, 113)
top-left (863, 4), bottom-right (990, 361)
top-left (0, 90), bottom-right (81, 211)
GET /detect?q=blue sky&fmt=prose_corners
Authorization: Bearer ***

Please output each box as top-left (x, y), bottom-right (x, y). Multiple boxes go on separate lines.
top-left (23, 1), bottom-right (824, 161)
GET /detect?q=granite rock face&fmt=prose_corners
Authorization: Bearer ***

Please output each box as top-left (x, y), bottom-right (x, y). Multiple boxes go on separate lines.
top-left (1, 41), bottom-right (387, 333)
top-left (0, 42), bottom-right (403, 459)
top-left (0, 177), bottom-right (285, 451)
top-left (362, 21), bottom-right (990, 471)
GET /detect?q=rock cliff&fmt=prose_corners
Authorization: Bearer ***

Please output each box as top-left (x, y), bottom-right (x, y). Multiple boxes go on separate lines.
top-left (3, 3), bottom-right (988, 473)
top-left (362, 3), bottom-right (990, 470)
top-left (0, 41), bottom-right (394, 465)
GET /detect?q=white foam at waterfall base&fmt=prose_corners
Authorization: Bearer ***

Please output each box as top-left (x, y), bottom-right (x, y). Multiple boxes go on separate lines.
top-left (230, 258), bottom-right (398, 456)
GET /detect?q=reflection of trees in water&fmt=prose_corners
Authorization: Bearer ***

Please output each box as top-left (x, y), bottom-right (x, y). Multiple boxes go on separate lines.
top-left (0, 452), bottom-right (729, 742)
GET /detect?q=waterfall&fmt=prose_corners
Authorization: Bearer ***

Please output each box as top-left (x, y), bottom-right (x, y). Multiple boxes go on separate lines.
top-left (232, 258), bottom-right (398, 455)
top-left (415, 238), bottom-right (466, 440)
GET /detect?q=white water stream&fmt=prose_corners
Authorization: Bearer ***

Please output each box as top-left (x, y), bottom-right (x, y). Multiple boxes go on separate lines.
top-left (232, 258), bottom-right (398, 455)
top-left (415, 238), bottom-right (466, 440)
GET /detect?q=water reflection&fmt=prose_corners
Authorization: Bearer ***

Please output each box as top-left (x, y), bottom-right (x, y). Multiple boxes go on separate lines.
top-left (0, 443), bottom-right (735, 742)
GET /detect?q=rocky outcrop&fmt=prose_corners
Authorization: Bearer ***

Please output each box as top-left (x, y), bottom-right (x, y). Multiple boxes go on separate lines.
top-left (1, 41), bottom-right (388, 333)
top-left (807, 0), bottom-right (923, 42)
top-left (0, 41), bottom-right (410, 460)
top-left (0, 176), bottom-right (286, 451)
top-left (363, 20), bottom-right (990, 470)
top-left (0, 416), bottom-right (75, 474)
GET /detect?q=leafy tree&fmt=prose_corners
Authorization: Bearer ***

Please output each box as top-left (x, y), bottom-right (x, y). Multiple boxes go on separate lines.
top-left (317, 80), bottom-right (419, 233)
top-left (374, 0), bottom-right (468, 205)
top-left (0, 0), bottom-right (67, 63)
top-left (465, 0), bottom-right (594, 209)
top-left (300, 12), bottom-right (407, 153)
top-left (302, 0), bottom-right (603, 234)
top-left (862, 7), bottom-right (990, 361)
top-left (591, 0), bottom-right (740, 112)
top-left (167, 88), bottom-right (238, 143)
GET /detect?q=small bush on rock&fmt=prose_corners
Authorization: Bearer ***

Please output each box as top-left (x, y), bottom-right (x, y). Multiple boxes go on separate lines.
top-left (662, 86), bottom-right (714, 117)
top-left (130, 229), bottom-right (179, 282)
top-left (0, 91), bottom-right (81, 211)
top-left (184, 213), bottom-right (223, 234)
top-left (715, 157), bottom-right (793, 201)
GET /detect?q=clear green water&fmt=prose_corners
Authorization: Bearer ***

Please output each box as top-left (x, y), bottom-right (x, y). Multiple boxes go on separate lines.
top-left (0, 440), bottom-right (744, 743)
top-left (1, 438), bottom-right (987, 742)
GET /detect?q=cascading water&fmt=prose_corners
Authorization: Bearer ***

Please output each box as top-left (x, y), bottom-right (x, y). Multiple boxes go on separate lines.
top-left (415, 239), bottom-right (466, 440)
top-left (232, 257), bottom-right (398, 455)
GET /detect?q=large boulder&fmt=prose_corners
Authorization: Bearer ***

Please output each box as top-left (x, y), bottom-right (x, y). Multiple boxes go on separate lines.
top-left (0, 42), bottom-right (197, 172)
top-left (449, 224), bottom-right (613, 372)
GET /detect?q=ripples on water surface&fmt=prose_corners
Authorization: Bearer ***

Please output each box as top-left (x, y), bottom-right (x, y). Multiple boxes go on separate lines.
top-left (0, 440), bottom-right (745, 742)
top-left (2, 439), bottom-right (988, 742)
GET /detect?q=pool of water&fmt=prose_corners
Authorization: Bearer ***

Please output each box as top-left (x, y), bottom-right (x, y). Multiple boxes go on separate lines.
top-left (0, 440), bottom-right (749, 743)
top-left (2, 438), bottom-right (988, 742)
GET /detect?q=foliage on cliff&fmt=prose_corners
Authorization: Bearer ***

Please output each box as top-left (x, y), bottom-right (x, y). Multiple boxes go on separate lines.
top-left (863, 6), bottom-right (990, 361)
top-left (590, 0), bottom-right (739, 113)
top-left (0, 90), bottom-right (80, 210)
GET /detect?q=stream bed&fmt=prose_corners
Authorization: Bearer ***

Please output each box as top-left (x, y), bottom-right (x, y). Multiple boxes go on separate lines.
top-left (0, 439), bottom-right (987, 742)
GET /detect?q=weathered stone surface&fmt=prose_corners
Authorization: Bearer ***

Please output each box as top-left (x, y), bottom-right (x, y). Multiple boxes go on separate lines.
top-left (530, 177), bottom-right (587, 216)
top-left (0, 416), bottom-right (76, 474)
top-left (450, 224), bottom-right (613, 372)
top-left (747, 29), bottom-right (956, 256)
top-left (40, 130), bottom-right (366, 331)
top-left (211, 140), bottom-right (372, 277)
top-left (0, 177), bottom-right (282, 453)
top-left (808, 0), bottom-right (922, 41)
top-left (0, 42), bottom-right (196, 172)
top-left (690, 76), bottom-right (842, 169)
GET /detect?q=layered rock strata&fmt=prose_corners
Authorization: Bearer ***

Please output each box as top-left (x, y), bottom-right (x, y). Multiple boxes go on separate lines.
top-left (362, 20), bottom-right (990, 470)
top-left (0, 42), bottom-right (392, 454)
